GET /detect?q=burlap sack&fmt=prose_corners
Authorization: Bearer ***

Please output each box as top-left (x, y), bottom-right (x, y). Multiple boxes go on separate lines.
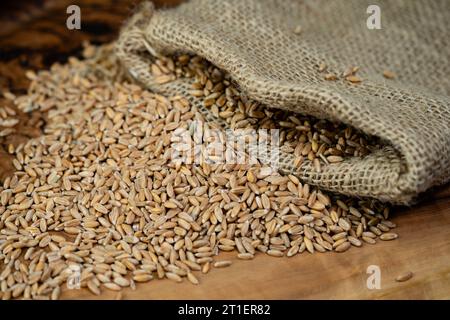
top-left (115, 0), bottom-right (450, 204)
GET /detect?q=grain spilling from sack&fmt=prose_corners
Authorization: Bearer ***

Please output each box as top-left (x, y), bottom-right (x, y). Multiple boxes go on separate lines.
top-left (115, 0), bottom-right (450, 204)
top-left (0, 44), bottom-right (396, 300)
top-left (146, 53), bottom-right (383, 171)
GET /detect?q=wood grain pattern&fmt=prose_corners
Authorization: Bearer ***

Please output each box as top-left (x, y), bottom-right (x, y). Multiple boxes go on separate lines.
top-left (1, 0), bottom-right (449, 300)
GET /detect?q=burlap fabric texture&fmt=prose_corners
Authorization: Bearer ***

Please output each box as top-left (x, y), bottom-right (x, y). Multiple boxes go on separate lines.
top-left (115, 0), bottom-right (450, 204)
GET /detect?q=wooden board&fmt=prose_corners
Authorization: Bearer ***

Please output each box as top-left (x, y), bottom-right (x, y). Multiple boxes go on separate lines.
top-left (1, 0), bottom-right (449, 300)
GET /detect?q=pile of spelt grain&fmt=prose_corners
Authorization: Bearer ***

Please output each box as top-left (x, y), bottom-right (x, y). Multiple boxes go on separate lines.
top-left (0, 44), bottom-right (396, 300)
top-left (149, 54), bottom-right (383, 172)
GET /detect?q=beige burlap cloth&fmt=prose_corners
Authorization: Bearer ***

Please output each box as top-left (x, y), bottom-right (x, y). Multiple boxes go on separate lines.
top-left (115, 0), bottom-right (450, 204)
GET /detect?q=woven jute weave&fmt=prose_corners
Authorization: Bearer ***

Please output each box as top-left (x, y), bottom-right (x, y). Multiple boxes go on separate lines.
top-left (115, 0), bottom-right (450, 204)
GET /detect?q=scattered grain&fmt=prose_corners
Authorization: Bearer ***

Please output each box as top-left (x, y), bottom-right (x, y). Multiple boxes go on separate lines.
top-left (395, 271), bottom-right (413, 282)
